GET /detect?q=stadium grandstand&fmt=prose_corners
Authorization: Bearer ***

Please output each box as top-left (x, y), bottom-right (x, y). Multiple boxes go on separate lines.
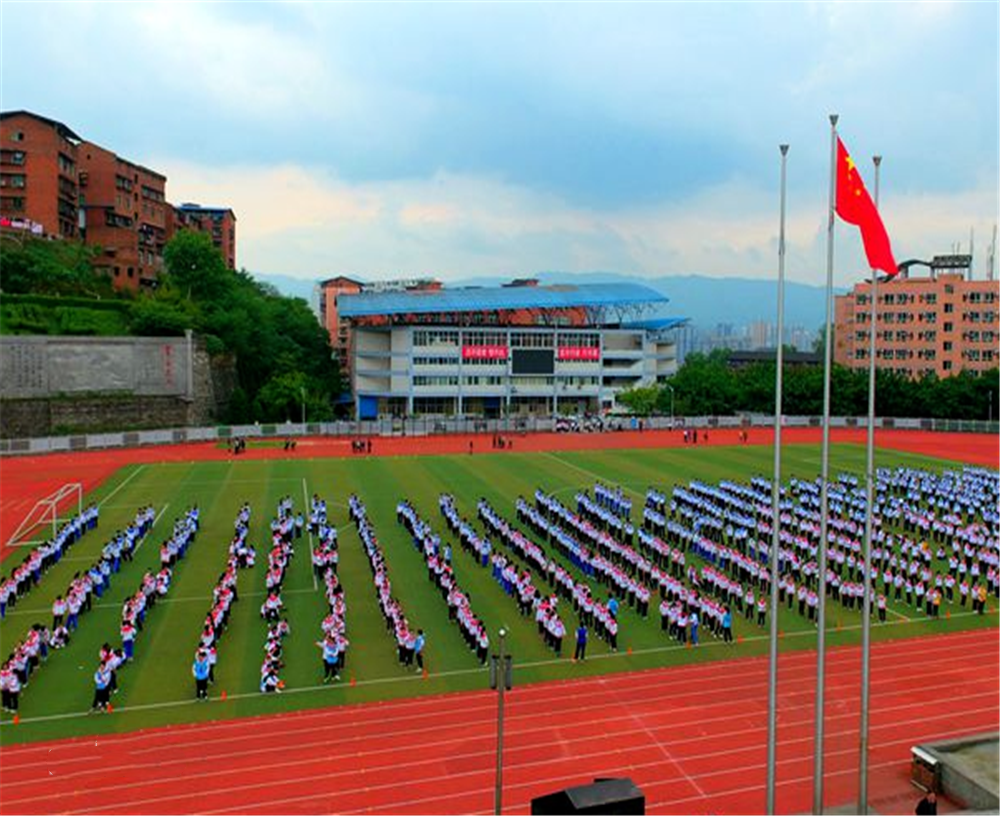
top-left (332, 278), bottom-right (686, 419)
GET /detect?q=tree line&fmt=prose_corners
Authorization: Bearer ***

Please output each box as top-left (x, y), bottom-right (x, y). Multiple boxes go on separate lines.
top-left (617, 349), bottom-right (998, 421)
top-left (1, 232), bottom-right (342, 423)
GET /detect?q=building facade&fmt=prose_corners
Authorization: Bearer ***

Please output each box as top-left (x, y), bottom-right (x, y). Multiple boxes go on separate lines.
top-left (168, 203), bottom-right (237, 270)
top-left (337, 282), bottom-right (684, 418)
top-left (78, 141), bottom-right (167, 290)
top-left (0, 111), bottom-right (81, 239)
top-left (318, 276), bottom-right (441, 382)
top-left (1, 110), bottom-right (236, 288)
top-left (834, 267), bottom-right (998, 378)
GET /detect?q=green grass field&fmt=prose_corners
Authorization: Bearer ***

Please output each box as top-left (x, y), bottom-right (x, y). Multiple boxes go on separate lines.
top-left (1, 442), bottom-right (996, 746)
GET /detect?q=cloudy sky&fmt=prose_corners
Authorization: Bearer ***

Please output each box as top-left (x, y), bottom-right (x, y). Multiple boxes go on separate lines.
top-left (2, 1), bottom-right (997, 285)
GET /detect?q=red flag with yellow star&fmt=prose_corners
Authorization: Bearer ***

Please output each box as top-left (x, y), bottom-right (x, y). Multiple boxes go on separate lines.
top-left (835, 137), bottom-right (898, 277)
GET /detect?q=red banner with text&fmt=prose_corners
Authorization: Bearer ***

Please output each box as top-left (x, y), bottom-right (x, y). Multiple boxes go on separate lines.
top-left (462, 345), bottom-right (509, 360)
top-left (557, 346), bottom-right (600, 361)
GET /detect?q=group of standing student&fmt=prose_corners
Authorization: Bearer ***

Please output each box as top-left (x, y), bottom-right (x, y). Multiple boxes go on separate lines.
top-left (103, 508), bottom-right (201, 710)
top-left (122, 508), bottom-right (200, 663)
top-left (398, 500), bottom-right (487, 669)
top-left (2, 506), bottom-right (155, 714)
top-left (308, 494), bottom-right (349, 683)
top-left (192, 504), bottom-right (254, 700)
top-left (0, 504), bottom-right (100, 619)
top-left (260, 499), bottom-right (298, 693)
top-left (350, 495), bottom-right (424, 670)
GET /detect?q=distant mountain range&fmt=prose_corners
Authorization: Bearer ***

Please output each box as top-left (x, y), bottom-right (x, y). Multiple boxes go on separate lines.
top-left (252, 270), bottom-right (844, 331)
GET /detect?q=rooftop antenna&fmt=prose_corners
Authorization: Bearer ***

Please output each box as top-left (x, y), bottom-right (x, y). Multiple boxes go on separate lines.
top-left (969, 227), bottom-right (974, 280)
top-left (988, 224), bottom-right (997, 282)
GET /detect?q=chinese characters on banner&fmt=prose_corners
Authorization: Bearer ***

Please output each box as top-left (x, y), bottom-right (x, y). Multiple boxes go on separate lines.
top-left (556, 347), bottom-right (600, 361)
top-left (462, 345), bottom-right (509, 360)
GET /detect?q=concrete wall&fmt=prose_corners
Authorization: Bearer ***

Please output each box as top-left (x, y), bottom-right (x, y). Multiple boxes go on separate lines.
top-left (0, 335), bottom-right (192, 399)
top-left (0, 335), bottom-right (233, 437)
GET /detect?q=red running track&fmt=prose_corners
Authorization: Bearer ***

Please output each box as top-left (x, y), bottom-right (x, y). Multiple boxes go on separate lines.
top-left (1, 627), bottom-right (996, 815)
top-left (2, 427), bottom-right (996, 561)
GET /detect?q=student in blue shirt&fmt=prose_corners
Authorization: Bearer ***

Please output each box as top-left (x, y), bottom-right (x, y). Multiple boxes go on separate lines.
top-left (573, 624), bottom-right (588, 661)
top-left (690, 611), bottom-right (700, 646)
top-left (192, 650), bottom-right (211, 700)
top-left (608, 596), bottom-right (619, 619)
top-left (414, 630), bottom-right (426, 672)
top-left (722, 607), bottom-right (733, 644)
top-left (317, 635), bottom-right (340, 682)
top-left (91, 665), bottom-right (111, 713)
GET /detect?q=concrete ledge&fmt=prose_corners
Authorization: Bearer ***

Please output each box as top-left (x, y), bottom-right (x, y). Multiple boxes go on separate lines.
top-left (914, 732), bottom-right (999, 812)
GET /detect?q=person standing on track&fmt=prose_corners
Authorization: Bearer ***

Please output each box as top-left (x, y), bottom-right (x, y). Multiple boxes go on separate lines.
top-left (414, 629), bottom-right (426, 672)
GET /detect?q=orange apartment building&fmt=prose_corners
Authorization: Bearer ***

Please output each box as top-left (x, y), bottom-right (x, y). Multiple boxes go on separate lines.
top-left (834, 266), bottom-right (999, 378)
top-left (1, 110), bottom-right (236, 289)
top-left (0, 111), bottom-right (81, 239)
top-left (78, 141), bottom-right (167, 289)
top-left (168, 203), bottom-right (237, 270)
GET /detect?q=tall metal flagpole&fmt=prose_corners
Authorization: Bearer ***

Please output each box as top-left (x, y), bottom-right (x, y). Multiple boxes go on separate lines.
top-left (812, 113), bottom-right (838, 815)
top-left (765, 143), bottom-right (789, 816)
top-left (857, 154), bottom-right (882, 814)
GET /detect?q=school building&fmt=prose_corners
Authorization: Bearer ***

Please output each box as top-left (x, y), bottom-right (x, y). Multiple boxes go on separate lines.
top-left (834, 259), bottom-right (999, 379)
top-left (332, 278), bottom-right (685, 419)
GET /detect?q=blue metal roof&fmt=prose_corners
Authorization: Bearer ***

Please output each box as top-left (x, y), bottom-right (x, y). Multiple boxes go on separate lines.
top-left (338, 282), bottom-right (668, 318)
top-left (621, 317), bottom-right (689, 331)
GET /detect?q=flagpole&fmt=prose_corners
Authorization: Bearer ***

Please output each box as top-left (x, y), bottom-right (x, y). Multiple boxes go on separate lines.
top-left (765, 143), bottom-right (789, 816)
top-left (857, 154), bottom-right (882, 814)
top-left (812, 112), bottom-right (838, 815)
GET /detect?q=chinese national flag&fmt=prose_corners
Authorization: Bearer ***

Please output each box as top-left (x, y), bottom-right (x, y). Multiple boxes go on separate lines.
top-left (835, 137), bottom-right (899, 277)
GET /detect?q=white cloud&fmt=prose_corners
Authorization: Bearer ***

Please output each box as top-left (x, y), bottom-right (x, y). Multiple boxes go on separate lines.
top-left (154, 157), bottom-right (998, 285)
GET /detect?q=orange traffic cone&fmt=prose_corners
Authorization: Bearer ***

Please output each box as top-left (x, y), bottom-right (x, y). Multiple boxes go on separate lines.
top-left (737, 635), bottom-right (744, 644)
top-left (221, 689), bottom-right (227, 701)
top-left (422, 667), bottom-right (428, 680)
top-left (13, 713), bottom-right (19, 725)
top-left (106, 703), bottom-right (113, 713)
top-left (945, 610), bottom-right (951, 620)
top-left (626, 646), bottom-right (632, 655)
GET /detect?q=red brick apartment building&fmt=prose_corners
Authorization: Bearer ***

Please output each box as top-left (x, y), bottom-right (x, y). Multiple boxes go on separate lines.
top-left (78, 141), bottom-right (167, 289)
top-left (1, 110), bottom-right (236, 289)
top-left (168, 203), bottom-right (237, 270)
top-left (834, 266), bottom-right (999, 378)
top-left (0, 111), bottom-right (81, 239)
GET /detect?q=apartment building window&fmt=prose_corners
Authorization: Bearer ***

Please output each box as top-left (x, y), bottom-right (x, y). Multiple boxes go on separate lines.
top-left (0, 149), bottom-right (25, 165)
top-left (944, 284), bottom-right (954, 294)
top-left (0, 195), bottom-right (25, 212)
top-left (413, 376), bottom-right (459, 387)
top-left (943, 341), bottom-right (953, 351)
top-left (922, 293), bottom-right (937, 304)
top-left (510, 332), bottom-right (553, 348)
top-left (985, 350), bottom-right (996, 362)
top-left (943, 361), bottom-right (953, 371)
top-left (0, 173), bottom-right (25, 188)
top-left (57, 153), bottom-right (75, 176)
top-left (413, 330), bottom-right (459, 347)
top-left (413, 356), bottom-right (456, 367)
top-left (944, 303), bottom-right (954, 314)
top-left (463, 330), bottom-right (505, 346)
top-left (9, 131), bottom-right (24, 142)
top-left (944, 322), bottom-right (953, 332)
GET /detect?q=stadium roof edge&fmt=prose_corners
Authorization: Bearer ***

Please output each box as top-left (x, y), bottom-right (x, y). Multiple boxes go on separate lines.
top-left (337, 282), bottom-right (668, 318)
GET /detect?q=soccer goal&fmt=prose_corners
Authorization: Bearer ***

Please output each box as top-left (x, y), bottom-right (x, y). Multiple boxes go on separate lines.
top-left (5, 482), bottom-right (84, 549)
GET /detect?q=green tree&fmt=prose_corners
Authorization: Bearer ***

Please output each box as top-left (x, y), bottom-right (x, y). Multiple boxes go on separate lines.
top-left (616, 385), bottom-right (660, 416)
top-left (0, 235), bottom-right (111, 296)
